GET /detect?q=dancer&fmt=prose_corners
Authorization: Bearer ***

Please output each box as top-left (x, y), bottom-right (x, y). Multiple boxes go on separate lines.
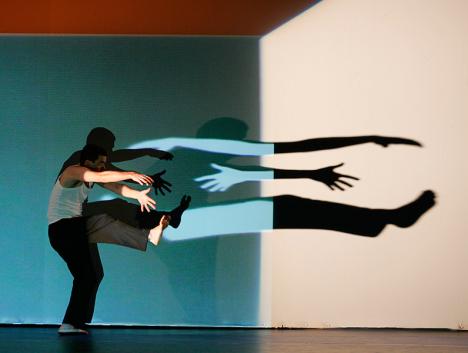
top-left (48, 144), bottom-right (175, 335)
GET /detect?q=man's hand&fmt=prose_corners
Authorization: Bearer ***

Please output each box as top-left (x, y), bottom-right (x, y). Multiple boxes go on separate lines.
top-left (128, 172), bottom-right (154, 186)
top-left (151, 170), bottom-right (172, 196)
top-left (372, 136), bottom-right (422, 148)
top-left (136, 188), bottom-right (157, 212)
top-left (309, 163), bottom-right (359, 191)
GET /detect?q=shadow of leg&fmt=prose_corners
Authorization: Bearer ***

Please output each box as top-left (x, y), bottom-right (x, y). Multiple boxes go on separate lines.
top-left (273, 191), bottom-right (436, 237)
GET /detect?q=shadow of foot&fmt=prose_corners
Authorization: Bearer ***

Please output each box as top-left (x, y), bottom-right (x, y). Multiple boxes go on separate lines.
top-left (391, 190), bottom-right (436, 228)
top-left (169, 195), bottom-right (192, 228)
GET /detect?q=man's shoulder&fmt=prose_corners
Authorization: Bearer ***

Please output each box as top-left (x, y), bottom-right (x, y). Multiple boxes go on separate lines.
top-left (63, 164), bottom-right (88, 174)
top-left (60, 165), bottom-right (89, 187)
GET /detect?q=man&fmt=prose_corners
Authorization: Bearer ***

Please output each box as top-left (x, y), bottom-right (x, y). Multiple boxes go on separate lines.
top-left (48, 144), bottom-right (170, 335)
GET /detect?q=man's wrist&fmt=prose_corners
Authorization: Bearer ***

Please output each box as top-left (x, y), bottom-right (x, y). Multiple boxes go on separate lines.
top-left (123, 171), bottom-right (133, 180)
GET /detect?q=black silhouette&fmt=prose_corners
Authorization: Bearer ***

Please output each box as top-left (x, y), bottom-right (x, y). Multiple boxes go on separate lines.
top-left (180, 117), bottom-right (436, 237)
top-left (274, 135), bottom-right (422, 153)
top-left (273, 191), bottom-right (436, 236)
top-left (150, 170), bottom-right (172, 195)
top-left (276, 163), bottom-right (359, 191)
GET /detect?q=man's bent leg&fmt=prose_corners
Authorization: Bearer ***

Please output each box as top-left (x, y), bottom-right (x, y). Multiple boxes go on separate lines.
top-left (86, 214), bottom-right (150, 251)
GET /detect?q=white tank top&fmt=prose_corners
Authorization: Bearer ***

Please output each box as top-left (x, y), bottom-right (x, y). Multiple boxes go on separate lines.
top-left (47, 177), bottom-right (93, 225)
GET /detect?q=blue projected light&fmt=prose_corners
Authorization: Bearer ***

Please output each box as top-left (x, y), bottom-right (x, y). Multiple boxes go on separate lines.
top-left (124, 138), bottom-right (275, 241)
top-left (0, 36), bottom-right (262, 326)
top-left (129, 137), bottom-right (274, 156)
top-left (195, 163), bottom-right (273, 192)
top-left (163, 200), bottom-right (273, 242)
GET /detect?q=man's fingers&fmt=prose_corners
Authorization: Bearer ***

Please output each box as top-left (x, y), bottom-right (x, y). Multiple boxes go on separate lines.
top-left (138, 177), bottom-right (152, 185)
top-left (139, 175), bottom-right (153, 185)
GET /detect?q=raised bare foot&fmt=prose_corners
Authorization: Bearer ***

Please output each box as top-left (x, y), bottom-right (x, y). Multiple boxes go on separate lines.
top-left (148, 214), bottom-right (171, 245)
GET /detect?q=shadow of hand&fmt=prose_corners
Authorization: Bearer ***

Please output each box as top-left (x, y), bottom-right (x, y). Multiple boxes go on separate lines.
top-left (373, 136), bottom-right (422, 147)
top-left (310, 163), bottom-right (359, 191)
top-left (151, 170), bottom-right (172, 195)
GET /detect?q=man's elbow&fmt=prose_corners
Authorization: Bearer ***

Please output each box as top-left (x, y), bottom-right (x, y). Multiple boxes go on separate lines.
top-left (82, 171), bottom-right (102, 183)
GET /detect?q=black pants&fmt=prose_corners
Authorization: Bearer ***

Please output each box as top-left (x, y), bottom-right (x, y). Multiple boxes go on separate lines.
top-left (48, 214), bottom-right (150, 327)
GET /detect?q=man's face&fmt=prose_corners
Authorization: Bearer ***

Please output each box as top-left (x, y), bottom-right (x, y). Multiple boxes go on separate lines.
top-left (87, 155), bottom-right (107, 172)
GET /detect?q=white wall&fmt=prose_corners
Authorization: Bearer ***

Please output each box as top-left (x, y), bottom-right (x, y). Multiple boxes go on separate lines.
top-left (260, 0), bottom-right (468, 329)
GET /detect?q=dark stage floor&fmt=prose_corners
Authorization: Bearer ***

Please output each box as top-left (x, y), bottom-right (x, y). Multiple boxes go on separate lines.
top-left (1, 326), bottom-right (468, 353)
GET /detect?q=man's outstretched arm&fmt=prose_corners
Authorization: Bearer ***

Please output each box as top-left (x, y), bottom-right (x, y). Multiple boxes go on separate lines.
top-left (61, 165), bottom-right (154, 186)
top-left (99, 182), bottom-right (156, 212)
top-left (106, 163), bottom-right (172, 195)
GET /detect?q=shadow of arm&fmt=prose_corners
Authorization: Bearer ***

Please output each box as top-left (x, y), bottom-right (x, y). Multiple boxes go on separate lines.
top-left (112, 148), bottom-right (173, 162)
top-left (274, 135), bottom-right (422, 153)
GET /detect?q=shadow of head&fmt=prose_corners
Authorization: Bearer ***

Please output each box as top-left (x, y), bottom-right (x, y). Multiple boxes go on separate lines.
top-left (87, 127), bottom-right (116, 153)
top-left (196, 117), bottom-right (248, 140)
